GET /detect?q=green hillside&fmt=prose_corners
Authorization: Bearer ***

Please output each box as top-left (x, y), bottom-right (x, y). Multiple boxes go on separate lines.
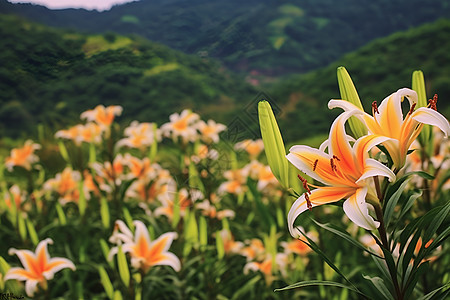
top-left (2, 0), bottom-right (450, 75)
top-left (270, 18), bottom-right (450, 142)
top-left (0, 14), bottom-right (256, 138)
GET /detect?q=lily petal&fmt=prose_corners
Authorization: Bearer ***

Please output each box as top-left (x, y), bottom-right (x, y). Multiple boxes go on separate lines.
top-left (288, 187), bottom-right (354, 237)
top-left (343, 187), bottom-right (380, 230)
top-left (356, 158), bottom-right (396, 184)
top-left (412, 108), bottom-right (450, 138)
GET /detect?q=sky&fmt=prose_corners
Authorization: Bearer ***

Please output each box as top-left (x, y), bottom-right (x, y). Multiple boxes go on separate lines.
top-left (7, 0), bottom-right (139, 11)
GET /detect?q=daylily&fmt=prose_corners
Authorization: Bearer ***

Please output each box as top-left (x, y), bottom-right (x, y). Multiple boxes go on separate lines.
top-left (43, 167), bottom-right (81, 205)
top-left (5, 140), bottom-right (41, 171)
top-left (329, 88), bottom-right (450, 169)
top-left (234, 139), bottom-right (265, 159)
top-left (117, 121), bottom-right (160, 149)
top-left (160, 109), bottom-right (200, 143)
top-left (286, 111), bottom-right (396, 238)
top-left (4, 238), bottom-right (76, 297)
top-left (108, 220), bottom-right (181, 272)
top-left (80, 105), bottom-right (122, 129)
top-left (55, 122), bottom-right (103, 145)
top-left (196, 119), bottom-right (226, 144)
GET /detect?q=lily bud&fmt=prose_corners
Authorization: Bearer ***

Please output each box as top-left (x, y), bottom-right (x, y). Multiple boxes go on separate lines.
top-left (412, 70), bottom-right (432, 149)
top-left (258, 100), bottom-right (289, 188)
top-left (337, 66), bottom-right (367, 138)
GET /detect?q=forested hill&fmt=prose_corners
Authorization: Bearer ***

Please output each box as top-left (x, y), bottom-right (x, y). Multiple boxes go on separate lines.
top-left (1, 0), bottom-right (450, 75)
top-left (0, 14), bottom-right (256, 138)
top-left (269, 19), bottom-right (450, 142)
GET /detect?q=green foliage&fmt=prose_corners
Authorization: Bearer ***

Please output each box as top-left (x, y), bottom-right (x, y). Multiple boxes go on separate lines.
top-left (0, 14), bottom-right (256, 139)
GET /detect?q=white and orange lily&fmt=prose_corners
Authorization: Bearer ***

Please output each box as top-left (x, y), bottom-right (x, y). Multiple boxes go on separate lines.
top-left (286, 111), bottom-right (396, 237)
top-left (329, 88), bottom-right (450, 169)
top-left (108, 220), bottom-right (181, 273)
top-left (5, 140), bottom-right (41, 171)
top-left (4, 238), bottom-right (76, 297)
top-left (80, 105), bottom-right (122, 129)
top-left (160, 109), bottom-right (200, 143)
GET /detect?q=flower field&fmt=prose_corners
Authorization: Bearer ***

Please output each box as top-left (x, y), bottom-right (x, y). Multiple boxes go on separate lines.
top-left (0, 69), bottom-right (449, 299)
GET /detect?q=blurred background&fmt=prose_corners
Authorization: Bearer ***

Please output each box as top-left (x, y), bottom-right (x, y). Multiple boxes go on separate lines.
top-left (1, 0), bottom-right (450, 142)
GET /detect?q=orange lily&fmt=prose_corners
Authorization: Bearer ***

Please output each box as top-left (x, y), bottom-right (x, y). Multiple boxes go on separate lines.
top-left (4, 238), bottom-right (76, 297)
top-left (80, 105), bottom-right (122, 129)
top-left (5, 140), bottom-right (41, 171)
top-left (109, 220), bottom-right (181, 272)
top-left (286, 112), bottom-right (396, 237)
top-left (329, 88), bottom-right (450, 169)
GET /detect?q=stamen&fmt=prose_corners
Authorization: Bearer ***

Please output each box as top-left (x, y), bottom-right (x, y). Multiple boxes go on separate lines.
top-left (332, 155), bottom-right (340, 161)
top-left (298, 174), bottom-right (311, 194)
top-left (428, 94), bottom-right (438, 111)
top-left (313, 159), bottom-right (318, 171)
top-left (305, 192), bottom-right (312, 211)
top-left (408, 103), bottom-right (416, 116)
top-left (372, 101), bottom-right (379, 114)
top-left (330, 158), bottom-right (337, 172)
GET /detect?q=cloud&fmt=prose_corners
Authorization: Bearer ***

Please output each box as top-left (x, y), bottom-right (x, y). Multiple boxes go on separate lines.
top-left (8, 0), bottom-right (139, 11)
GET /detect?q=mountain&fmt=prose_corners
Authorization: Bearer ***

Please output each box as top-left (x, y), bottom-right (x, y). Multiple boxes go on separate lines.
top-left (1, 0), bottom-right (450, 75)
top-left (0, 14), bottom-right (256, 138)
top-left (269, 19), bottom-right (450, 142)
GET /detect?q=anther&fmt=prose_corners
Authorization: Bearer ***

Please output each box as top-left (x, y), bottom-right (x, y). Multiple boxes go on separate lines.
top-left (313, 159), bottom-right (318, 171)
top-left (298, 174), bottom-right (311, 194)
top-left (428, 94), bottom-right (438, 111)
top-left (372, 101), bottom-right (379, 114)
top-left (305, 193), bottom-right (312, 211)
top-left (330, 158), bottom-right (337, 172)
top-left (332, 155), bottom-right (340, 161)
top-left (408, 103), bottom-right (416, 116)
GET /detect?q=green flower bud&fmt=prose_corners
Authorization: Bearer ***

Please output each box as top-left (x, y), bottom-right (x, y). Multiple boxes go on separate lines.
top-left (337, 66), bottom-right (367, 138)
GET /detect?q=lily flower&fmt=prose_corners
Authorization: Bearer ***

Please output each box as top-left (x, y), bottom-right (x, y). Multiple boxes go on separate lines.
top-left (196, 119), bottom-right (226, 144)
top-left (5, 140), bottom-right (41, 171)
top-left (286, 112), bottom-right (395, 237)
top-left (108, 220), bottom-right (181, 273)
top-left (117, 121), bottom-right (160, 149)
top-left (160, 109), bottom-right (200, 143)
top-left (329, 88), bottom-right (450, 169)
top-left (4, 238), bottom-right (76, 297)
top-left (80, 105), bottom-right (122, 129)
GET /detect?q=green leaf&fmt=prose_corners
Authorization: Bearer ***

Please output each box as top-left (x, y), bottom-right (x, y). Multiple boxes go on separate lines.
top-left (275, 280), bottom-right (368, 298)
top-left (231, 275), bottom-right (261, 300)
top-left (384, 178), bottom-right (411, 226)
top-left (295, 227), bottom-right (358, 290)
top-left (362, 275), bottom-right (394, 300)
top-left (247, 179), bottom-right (275, 231)
top-left (417, 282), bottom-right (450, 300)
top-left (26, 219), bottom-right (39, 246)
top-left (313, 220), bottom-right (383, 258)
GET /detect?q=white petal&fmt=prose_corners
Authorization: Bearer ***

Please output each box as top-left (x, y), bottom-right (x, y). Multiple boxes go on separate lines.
top-left (287, 194), bottom-right (315, 238)
top-left (286, 146), bottom-right (329, 185)
top-left (343, 187), bottom-right (380, 230)
top-left (413, 107), bottom-right (450, 138)
top-left (357, 158), bottom-right (396, 184)
top-left (25, 279), bottom-right (40, 297)
top-left (156, 252), bottom-right (181, 272)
